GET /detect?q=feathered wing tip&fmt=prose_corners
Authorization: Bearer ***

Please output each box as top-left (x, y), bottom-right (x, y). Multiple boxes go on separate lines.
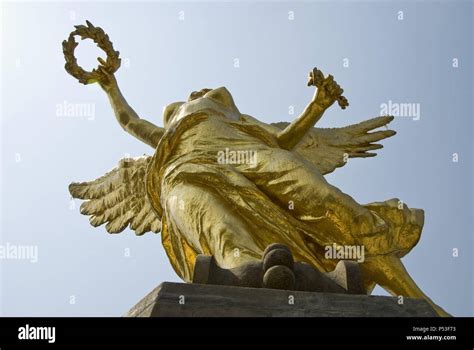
top-left (339, 115), bottom-right (396, 158)
top-left (272, 115), bottom-right (397, 175)
top-left (69, 156), bottom-right (161, 235)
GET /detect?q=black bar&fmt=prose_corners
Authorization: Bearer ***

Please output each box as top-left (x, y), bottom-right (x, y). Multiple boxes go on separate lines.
top-left (0, 317), bottom-right (472, 346)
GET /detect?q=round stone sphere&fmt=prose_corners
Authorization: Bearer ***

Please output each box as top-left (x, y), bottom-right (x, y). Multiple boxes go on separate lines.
top-left (263, 243), bottom-right (291, 258)
top-left (263, 248), bottom-right (294, 271)
top-left (263, 265), bottom-right (296, 290)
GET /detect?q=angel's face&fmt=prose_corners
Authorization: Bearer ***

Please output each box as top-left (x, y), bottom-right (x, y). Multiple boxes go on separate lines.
top-left (162, 87), bottom-right (241, 128)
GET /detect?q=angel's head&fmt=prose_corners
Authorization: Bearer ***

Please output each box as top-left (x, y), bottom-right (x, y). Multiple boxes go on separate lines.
top-left (162, 87), bottom-right (240, 128)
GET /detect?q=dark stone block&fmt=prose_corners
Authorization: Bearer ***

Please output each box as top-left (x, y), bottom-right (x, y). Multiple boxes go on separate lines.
top-left (124, 282), bottom-right (437, 317)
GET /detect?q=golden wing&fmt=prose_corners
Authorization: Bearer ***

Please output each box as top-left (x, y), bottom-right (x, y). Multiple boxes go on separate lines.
top-left (272, 116), bottom-right (396, 175)
top-left (69, 156), bottom-right (161, 235)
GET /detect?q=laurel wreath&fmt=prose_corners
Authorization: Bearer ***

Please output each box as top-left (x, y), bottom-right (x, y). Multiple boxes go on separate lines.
top-left (62, 21), bottom-right (121, 85)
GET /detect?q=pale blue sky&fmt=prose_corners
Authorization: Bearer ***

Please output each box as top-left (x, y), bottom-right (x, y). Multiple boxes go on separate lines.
top-left (1, 0), bottom-right (472, 316)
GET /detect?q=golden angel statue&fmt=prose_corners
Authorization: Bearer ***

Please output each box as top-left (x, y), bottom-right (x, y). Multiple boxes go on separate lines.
top-left (64, 22), bottom-right (448, 316)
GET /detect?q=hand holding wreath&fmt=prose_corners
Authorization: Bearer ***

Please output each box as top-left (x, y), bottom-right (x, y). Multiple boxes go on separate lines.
top-left (62, 20), bottom-right (121, 87)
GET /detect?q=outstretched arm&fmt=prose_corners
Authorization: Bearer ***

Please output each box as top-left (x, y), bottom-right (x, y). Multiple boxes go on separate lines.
top-left (98, 66), bottom-right (164, 149)
top-left (277, 99), bottom-right (326, 150)
top-left (277, 68), bottom-right (348, 150)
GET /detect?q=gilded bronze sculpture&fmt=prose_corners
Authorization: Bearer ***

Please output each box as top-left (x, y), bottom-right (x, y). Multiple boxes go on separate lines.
top-left (64, 21), bottom-right (449, 316)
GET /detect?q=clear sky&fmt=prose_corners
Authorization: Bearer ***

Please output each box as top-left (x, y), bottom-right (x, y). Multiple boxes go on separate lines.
top-left (1, 0), bottom-right (472, 316)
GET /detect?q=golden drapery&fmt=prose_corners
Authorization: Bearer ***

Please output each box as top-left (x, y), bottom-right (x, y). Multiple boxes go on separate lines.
top-left (146, 111), bottom-right (423, 284)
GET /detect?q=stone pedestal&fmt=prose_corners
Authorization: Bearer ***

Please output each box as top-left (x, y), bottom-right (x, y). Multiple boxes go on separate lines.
top-left (124, 282), bottom-right (437, 317)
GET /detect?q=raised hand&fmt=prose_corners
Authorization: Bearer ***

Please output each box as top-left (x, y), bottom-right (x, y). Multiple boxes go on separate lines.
top-left (307, 68), bottom-right (349, 110)
top-left (96, 59), bottom-right (119, 93)
top-left (62, 21), bottom-right (121, 86)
